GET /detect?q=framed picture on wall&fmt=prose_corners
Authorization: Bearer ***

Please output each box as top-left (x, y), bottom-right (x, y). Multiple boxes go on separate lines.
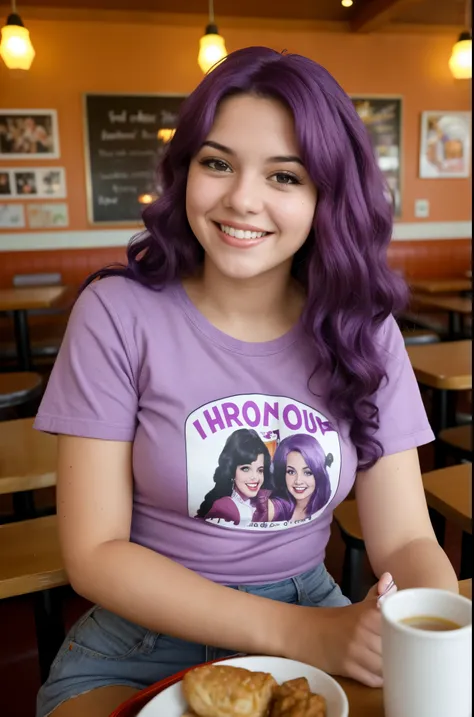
top-left (26, 202), bottom-right (69, 229)
top-left (419, 111), bottom-right (471, 179)
top-left (83, 93), bottom-right (187, 224)
top-left (0, 167), bottom-right (67, 199)
top-left (351, 96), bottom-right (403, 217)
top-left (0, 203), bottom-right (25, 228)
top-left (0, 109), bottom-right (60, 159)
top-left (0, 170), bottom-right (13, 197)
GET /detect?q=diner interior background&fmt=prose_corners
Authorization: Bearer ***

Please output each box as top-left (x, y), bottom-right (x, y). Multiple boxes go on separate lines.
top-left (0, 0), bottom-right (472, 715)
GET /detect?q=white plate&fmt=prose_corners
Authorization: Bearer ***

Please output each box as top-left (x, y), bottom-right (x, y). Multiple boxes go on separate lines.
top-left (138, 655), bottom-right (349, 717)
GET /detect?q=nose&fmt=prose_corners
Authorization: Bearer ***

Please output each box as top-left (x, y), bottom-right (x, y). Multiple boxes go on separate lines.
top-left (223, 172), bottom-right (264, 216)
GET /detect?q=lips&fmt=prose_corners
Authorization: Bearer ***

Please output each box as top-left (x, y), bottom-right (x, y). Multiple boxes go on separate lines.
top-left (292, 486), bottom-right (309, 494)
top-left (213, 222), bottom-right (272, 249)
top-left (245, 482), bottom-right (260, 492)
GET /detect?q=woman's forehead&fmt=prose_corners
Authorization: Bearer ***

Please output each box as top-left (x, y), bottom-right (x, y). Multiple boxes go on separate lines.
top-left (207, 94), bottom-right (300, 157)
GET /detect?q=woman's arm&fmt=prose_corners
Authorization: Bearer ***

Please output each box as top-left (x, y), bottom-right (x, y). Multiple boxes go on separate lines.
top-left (57, 435), bottom-right (298, 657)
top-left (355, 448), bottom-right (458, 592)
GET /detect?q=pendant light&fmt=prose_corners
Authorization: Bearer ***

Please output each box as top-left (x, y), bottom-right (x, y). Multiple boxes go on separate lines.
top-left (449, 0), bottom-right (471, 79)
top-left (0, 1), bottom-right (35, 70)
top-left (198, 0), bottom-right (227, 74)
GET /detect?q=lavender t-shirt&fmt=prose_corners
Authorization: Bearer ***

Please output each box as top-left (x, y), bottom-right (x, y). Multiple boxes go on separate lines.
top-left (35, 277), bottom-right (434, 585)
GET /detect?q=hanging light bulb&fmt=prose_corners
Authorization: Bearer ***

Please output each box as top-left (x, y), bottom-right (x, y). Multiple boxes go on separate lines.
top-left (449, 31), bottom-right (472, 79)
top-left (0, 1), bottom-right (35, 70)
top-left (449, 0), bottom-right (472, 79)
top-left (198, 0), bottom-right (227, 74)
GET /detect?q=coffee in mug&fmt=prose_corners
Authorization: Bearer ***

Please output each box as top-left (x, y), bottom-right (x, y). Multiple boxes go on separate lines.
top-left (399, 615), bottom-right (461, 631)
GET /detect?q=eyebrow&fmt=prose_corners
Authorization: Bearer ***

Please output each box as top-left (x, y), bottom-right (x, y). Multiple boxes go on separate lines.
top-left (201, 140), bottom-right (304, 166)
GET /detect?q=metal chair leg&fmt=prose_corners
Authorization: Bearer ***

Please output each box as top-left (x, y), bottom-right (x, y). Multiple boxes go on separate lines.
top-left (341, 543), bottom-right (366, 603)
top-left (34, 589), bottom-right (66, 684)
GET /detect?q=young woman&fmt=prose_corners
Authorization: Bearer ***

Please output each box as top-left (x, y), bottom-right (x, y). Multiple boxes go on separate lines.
top-left (270, 434), bottom-right (332, 523)
top-left (35, 46), bottom-right (457, 717)
top-left (196, 428), bottom-right (272, 525)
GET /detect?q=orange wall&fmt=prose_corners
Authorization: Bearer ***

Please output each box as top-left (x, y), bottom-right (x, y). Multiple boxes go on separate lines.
top-left (0, 11), bottom-right (471, 235)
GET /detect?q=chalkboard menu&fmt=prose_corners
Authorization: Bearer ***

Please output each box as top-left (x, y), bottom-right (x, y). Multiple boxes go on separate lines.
top-left (84, 94), bottom-right (187, 224)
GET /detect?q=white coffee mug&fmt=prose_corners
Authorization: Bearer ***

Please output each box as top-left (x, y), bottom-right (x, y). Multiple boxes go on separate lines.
top-left (381, 588), bottom-right (472, 717)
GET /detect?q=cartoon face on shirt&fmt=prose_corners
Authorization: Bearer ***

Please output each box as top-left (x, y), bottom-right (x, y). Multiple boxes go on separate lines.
top-left (285, 450), bottom-right (316, 503)
top-left (234, 453), bottom-right (265, 499)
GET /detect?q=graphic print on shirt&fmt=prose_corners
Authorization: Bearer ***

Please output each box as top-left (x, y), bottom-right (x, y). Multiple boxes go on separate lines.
top-left (186, 394), bottom-right (341, 531)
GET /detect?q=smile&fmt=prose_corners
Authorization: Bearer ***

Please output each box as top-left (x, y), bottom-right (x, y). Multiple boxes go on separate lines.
top-left (293, 486), bottom-right (308, 494)
top-left (213, 222), bottom-right (272, 249)
top-left (245, 482), bottom-right (260, 492)
top-left (219, 223), bottom-right (269, 240)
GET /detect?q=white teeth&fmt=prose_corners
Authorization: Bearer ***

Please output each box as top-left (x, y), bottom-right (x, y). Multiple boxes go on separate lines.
top-left (219, 224), bottom-right (267, 240)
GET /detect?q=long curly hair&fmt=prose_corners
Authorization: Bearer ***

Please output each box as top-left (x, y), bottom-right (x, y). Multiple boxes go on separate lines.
top-left (196, 429), bottom-right (272, 519)
top-left (83, 46), bottom-right (407, 468)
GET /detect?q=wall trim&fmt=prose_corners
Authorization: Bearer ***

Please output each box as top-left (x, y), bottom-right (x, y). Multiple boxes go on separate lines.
top-left (0, 221), bottom-right (471, 252)
top-left (391, 221), bottom-right (472, 240)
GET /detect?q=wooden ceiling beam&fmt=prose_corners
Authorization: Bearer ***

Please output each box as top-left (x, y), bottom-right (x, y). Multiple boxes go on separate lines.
top-left (351, 0), bottom-right (424, 33)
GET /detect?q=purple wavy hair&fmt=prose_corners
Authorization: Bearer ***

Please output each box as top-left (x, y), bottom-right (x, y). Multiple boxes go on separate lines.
top-left (271, 434), bottom-right (332, 520)
top-left (84, 46), bottom-right (407, 468)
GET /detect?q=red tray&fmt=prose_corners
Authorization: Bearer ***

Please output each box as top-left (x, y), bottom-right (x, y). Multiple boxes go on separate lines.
top-left (109, 657), bottom-right (234, 717)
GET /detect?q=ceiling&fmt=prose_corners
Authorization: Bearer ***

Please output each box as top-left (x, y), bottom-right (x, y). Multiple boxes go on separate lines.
top-left (9, 0), bottom-right (470, 30)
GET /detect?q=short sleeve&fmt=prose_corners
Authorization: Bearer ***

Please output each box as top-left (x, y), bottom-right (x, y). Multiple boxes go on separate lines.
top-left (34, 282), bottom-right (138, 441)
top-left (371, 316), bottom-right (434, 456)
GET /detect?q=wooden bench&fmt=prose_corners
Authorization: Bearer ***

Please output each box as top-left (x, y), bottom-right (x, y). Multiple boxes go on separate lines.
top-left (334, 464), bottom-right (472, 598)
top-left (0, 417), bottom-right (56, 520)
top-left (0, 515), bottom-right (68, 682)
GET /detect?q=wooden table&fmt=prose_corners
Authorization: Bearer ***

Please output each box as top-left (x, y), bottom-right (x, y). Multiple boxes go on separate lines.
top-left (423, 463), bottom-right (472, 536)
top-left (0, 286), bottom-right (68, 370)
top-left (406, 340), bottom-right (472, 453)
top-left (0, 514), bottom-right (66, 599)
top-left (412, 294), bottom-right (471, 338)
top-left (0, 514), bottom-right (67, 683)
top-left (406, 340), bottom-right (472, 392)
top-left (423, 463), bottom-right (472, 580)
top-left (0, 418), bottom-right (56, 496)
top-left (410, 278), bottom-right (472, 294)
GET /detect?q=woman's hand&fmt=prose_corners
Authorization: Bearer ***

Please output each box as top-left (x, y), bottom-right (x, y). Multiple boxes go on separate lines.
top-left (285, 573), bottom-right (396, 688)
top-left (320, 572), bottom-right (396, 687)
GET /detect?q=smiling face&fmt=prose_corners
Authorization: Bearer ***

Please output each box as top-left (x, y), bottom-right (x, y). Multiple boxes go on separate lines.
top-left (233, 453), bottom-right (265, 499)
top-left (285, 451), bottom-right (316, 502)
top-left (185, 94), bottom-right (317, 282)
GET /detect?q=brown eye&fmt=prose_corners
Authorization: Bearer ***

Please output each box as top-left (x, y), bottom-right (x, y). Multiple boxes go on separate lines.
top-left (271, 172), bottom-right (301, 185)
top-left (200, 158), bottom-right (231, 172)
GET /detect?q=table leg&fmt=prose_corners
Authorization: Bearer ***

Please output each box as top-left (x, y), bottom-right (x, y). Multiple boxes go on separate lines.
top-left (448, 311), bottom-right (462, 340)
top-left (429, 508), bottom-right (446, 546)
top-left (34, 589), bottom-right (65, 684)
top-left (433, 389), bottom-right (456, 466)
top-left (13, 309), bottom-right (32, 371)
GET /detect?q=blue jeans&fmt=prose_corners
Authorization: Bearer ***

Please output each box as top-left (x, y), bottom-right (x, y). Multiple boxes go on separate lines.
top-left (37, 564), bottom-right (350, 717)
